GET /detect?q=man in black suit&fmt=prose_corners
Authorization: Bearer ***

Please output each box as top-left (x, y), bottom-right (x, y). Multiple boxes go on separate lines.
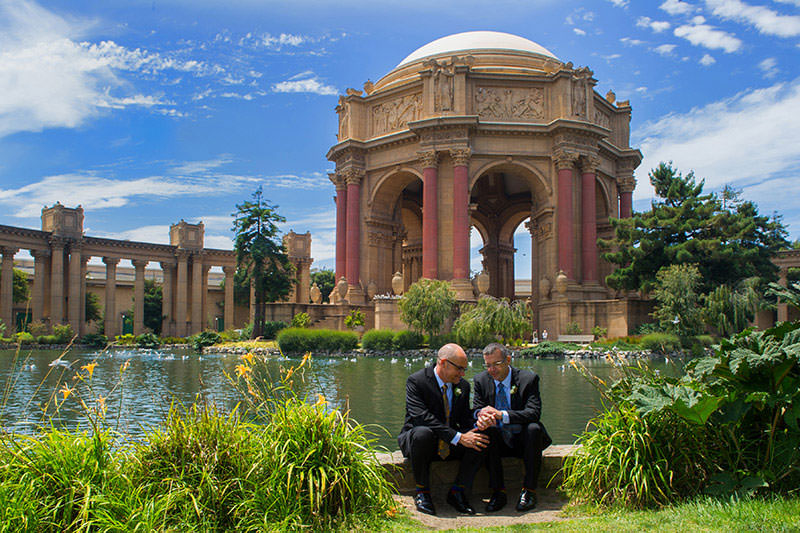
top-left (473, 343), bottom-right (552, 513)
top-left (398, 343), bottom-right (489, 516)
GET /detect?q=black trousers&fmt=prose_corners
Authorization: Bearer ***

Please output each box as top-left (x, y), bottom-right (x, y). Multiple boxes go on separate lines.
top-left (483, 422), bottom-right (545, 490)
top-left (402, 426), bottom-right (485, 491)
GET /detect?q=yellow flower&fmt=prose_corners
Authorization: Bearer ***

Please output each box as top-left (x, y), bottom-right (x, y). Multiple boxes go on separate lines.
top-left (315, 393), bottom-right (326, 407)
top-left (569, 360), bottom-right (578, 369)
top-left (81, 361), bottom-right (98, 378)
top-left (59, 384), bottom-right (73, 400)
top-left (242, 352), bottom-right (254, 364)
top-left (96, 396), bottom-right (106, 411)
top-left (285, 367), bottom-right (295, 380)
top-left (235, 364), bottom-right (252, 378)
top-left (120, 360), bottom-right (130, 373)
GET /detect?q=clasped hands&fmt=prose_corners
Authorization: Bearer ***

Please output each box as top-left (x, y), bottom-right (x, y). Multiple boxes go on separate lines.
top-left (476, 406), bottom-right (502, 431)
top-left (458, 407), bottom-right (504, 450)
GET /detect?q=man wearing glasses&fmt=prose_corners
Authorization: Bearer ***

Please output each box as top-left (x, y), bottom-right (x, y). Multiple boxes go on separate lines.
top-left (473, 342), bottom-right (552, 513)
top-left (398, 343), bottom-right (489, 516)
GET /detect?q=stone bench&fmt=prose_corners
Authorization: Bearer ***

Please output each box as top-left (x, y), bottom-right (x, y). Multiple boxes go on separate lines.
top-left (377, 444), bottom-right (577, 494)
top-left (556, 335), bottom-right (595, 344)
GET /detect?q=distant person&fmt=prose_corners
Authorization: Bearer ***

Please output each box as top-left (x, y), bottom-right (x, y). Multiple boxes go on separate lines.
top-left (532, 331), bottom-right (538, 344)
top-left (541, 329), bottom-right (548, 342)
top-left (472, 343), bottom-right (552, 512)
top-left (398, 343), bottom-right (489, 516)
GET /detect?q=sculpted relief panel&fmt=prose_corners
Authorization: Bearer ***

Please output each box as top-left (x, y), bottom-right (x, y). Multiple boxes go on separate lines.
top-left (372, 94), bottom-right (422, 136)
top-left (475, 87), bottom-right (544, 121)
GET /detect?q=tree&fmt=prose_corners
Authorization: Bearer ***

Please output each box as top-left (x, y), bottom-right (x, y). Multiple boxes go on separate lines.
top-left (651, 264), bottom-right (704, 338)
top-left (310, 268), bottom-right (335, 303)
top-left (143, 279), bottom-right (163, 334)
top-left (703, 278), bottom-right (760, 337)
top-left (233, 188), bottom-right (295, 339)
top-left (13, 268), bottom-right (29, 303)
top-left (600, 162), bottom-right (788, 294)
top-left (398, 278), bottom-right (456, 338)
top-left (85, 292), bottom-right (102, 323)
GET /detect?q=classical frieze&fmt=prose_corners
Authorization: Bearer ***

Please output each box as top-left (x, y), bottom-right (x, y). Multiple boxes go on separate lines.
top-left (475, 87), bottom-right (544, 121)
top-left (372, 93), bottom-right (422, 136)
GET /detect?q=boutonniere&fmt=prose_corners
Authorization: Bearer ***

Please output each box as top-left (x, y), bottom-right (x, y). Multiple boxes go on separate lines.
top-left (454, 387), bottom-right (462, 397)
top-left (510, 385), bottom-right (518, 395)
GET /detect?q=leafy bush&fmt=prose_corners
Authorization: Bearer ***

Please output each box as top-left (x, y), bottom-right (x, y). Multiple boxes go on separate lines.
top-left (640, 332), bottom-right (681, 353)
top-left (565, 322), bottom-right (582, 335)
top-left (14, 332), bottom-right (34, 344)
top-left (518, 341), bottom-right (570, 357)
top-left (393, 330), bottom-right (423, 350)
top-left (53, 323), bottom-right (75, 344)
top-left (344, 309), bottom-right (365, 330)
top-left (159, 336), bottom-right (187, 345)
top-left (360, 329), bottom-right (395, 351)
top-left (81, 333), bottom-right (108, 348)
top-left (36, 335), bottom-right (59, 345)
top-left (191, 331), bottom-right (221, 352)
top-left (592, 325), bottom-right (608, 339)
top-left (452, 295), bottom-right (530, 347)
top-left (115, 334), bottom-right (136, 345)
top-left (276, 328), bottom-right (358, 353)
top-left (694, 334), bottom-right (715, 347)
top-left (290, 312), bottom-right (311, 329)
top-left (427, 333), bottom-right (457, 350)
top-left (240, 322), bottom-right (254, 340)
top-left (27, 320), bottom-right (48, 337)
top-left (262, 321), bottom-right (288, 340)
top-left (135, 333), bottom-right (161, 349)
top-left (398, 279), bottom-right (456, 337)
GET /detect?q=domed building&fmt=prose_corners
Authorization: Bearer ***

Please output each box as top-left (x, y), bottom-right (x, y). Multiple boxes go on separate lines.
top-left (327, 31), bottom-right (644, 337)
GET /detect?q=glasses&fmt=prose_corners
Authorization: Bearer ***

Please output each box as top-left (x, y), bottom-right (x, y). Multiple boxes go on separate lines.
top-left (483, 360), bottom-right (507, 370)
top-left (444, 359), bottom-right (468, 372)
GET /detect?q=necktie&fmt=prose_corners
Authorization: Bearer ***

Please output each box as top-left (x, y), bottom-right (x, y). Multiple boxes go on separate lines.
top-left (495, 382), bottom-right (513, 447)
top-left (439, 384), bottom-right (451, 459)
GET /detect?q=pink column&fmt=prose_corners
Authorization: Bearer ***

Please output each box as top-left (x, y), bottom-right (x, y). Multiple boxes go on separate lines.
top-left (555, 151), bottom-right (577, 279)
top-left (581, 157), bottom-right (598, 284)
top-left (333, 178), bottom-right (347, 281)
top-left (620, 191), bottom-right (632, 218)
top-left (345, 170), bottom-right (362, 287)
top-left (421, 151), bottom-right (439, 279)
top-left (451, 148), bottom-right (471, 280)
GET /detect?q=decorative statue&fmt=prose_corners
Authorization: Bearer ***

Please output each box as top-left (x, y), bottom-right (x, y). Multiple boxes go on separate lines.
top-left (391, 271), bottom-right (404, 295)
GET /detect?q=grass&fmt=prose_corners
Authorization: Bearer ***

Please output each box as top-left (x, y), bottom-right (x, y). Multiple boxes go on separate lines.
top-left (216, 339), bottom-right (278, 349)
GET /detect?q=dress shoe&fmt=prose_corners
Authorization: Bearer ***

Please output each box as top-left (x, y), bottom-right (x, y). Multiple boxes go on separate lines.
top-left (516, 488), bottom-right (537, 512)
top-left (446, 490), bottom-right (476, 515)
top-left (414, 492), bottom-right (436, 516)
top-left (486, 490), bottom-right (507, 512)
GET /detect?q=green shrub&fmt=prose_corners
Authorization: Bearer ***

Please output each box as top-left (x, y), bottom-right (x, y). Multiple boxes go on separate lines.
top-left (518, 341), bottom-right (569, 357)
top-left (27, 320), bottom-right (48, 337)
top-left (393, 330), bottom-right (423, 350)
top-left (290, 312), bottom-right (311, 328)
top-left (135, 333), bottom-right (161, 349)
top-left (81, 333), bottom-right (108, 348)
top-left (360, 329), bottom-right (395, 351)
top-left (36, 335), bottom-right (59, 345)
top-left (591, 325), bottom-right (608, 339)
top-left (115, 334), bottom-right (136, 345)
top-left (14, 331), bottom-right (34, 344)
top-left (566, 321), bottom-right (582, 335)
top-left (53, 323), bottom-right (75, 344)
top-left (452, 295), bottom-right (530, 346)
top-left (640, 332), bottom-right (681, 353)
top-left (634, 322), bottom-right (660, 335)
top-left (218, 328), bottom-right (241, 342)
top-left (276, 328), bottom-right (358, 353)
top-left (344, 309), bottom-right (365, 330)
top-left (262, 321), bottom-right (288, 340)
top-left (159, 336), bottom-right (187, 345)
top-left (240, 322), bottom-right (253, 340)
top-left (398, 278), bottom-right (456, 337)
top-left (427, 333), bottom-right (457, 350)
top-left (694, 334), bottom-right (715, 347)
top-left (191, 331), bottom-right (221, 352)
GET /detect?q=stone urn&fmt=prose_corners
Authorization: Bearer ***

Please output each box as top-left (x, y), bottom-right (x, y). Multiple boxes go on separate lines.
top-left (366, 280), bottom-right (377, 300)
top-left (476, 270), bottom-right (490, 295)
top-left (327, 287), bottom-right (337, 304)
top-left (391, 271), bottom-right (404, 296)
top-left (555, 270), bottom-right (568, 295)
top-left (310, 282), bottom-right (321, 304)
top-left (539, 277), bottom-right (552, 300)
top-left (336, 277), bottom-right (349, 300)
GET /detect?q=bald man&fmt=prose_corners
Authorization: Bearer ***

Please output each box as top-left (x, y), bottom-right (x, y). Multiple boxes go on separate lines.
top-left (398, 343), bottom-right (488, 516)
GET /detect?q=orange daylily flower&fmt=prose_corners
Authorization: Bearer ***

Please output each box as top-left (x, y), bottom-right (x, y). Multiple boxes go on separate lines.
top-left (81, 361), bottom-right (98, 378)
top-left (59, 384), bottom-right (73, 400)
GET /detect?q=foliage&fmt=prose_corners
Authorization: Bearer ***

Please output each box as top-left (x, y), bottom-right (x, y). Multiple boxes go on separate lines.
top-left (600, 162), bottom-right (788, 294)
top-left (12, 268), bottom-right (28, 303)
top-left (291, 312), bottom-right (311, 328)
top-left (35, 335), bottom-right (59, 344)
top-left (276, 328), bottom-right (359, 353)
top-left (397, 278), bottom-right (456, 337)
top-left (592, 325), bottom-right (608, 339)
top-left (52, 323), bottom-right (76, 344)
top-left (81, 333), bottom-right (108, 348)
top-left (115, 333), bottom-right (136, 345)
top-left (240, 321), bottom-right (254, 340)
top-left (85, 291), bottom-right (102, 323)
top-left (159, 336), bottom-right (187, 345)
top-left (191, 331), bottom-right (221, 352)
top-left (262, 321), bottom-right (287, 339)
top-left (0, 319), bottom-right (5, 338)
top-left (518, 341), bottom-right (571, 357)
top-left (27, 320), bottom-right (48, 337)
top-left (652, 264), bottom-right (704, 338)
top-left (143, 279), bottom-right (163, 335)
top-left (703, 279), bottom-right (761, 338)
top-left (360, 329), bottom-right (396, 351)
top-left (427, 333), bottom-right (457, 350)
top-left (566, 322), bottom-right (583, 335)
top-left (233, 188), bottom-right (295, 339)
top-left (392, 330), bottom-right (423, 350)
top-left (634, 322), bottom-right (661, 335)
top-left (13, 332), bottom-right (33, 344)
top-left (135, 332), bottom-right (161, 348)
top-left (769, 280), bottom-right (800, 312)
top-left (640, 332), bottom-right (682, 353)
top-left (344, 309), bottom-right (365, 330)
top-left (452, 295), bottom-right (531, 347)
top-left (310, 268), bottom-right (335, 303)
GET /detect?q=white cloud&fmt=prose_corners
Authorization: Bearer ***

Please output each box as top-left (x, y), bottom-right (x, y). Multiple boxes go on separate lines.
top-left (272, 74), bottom-right (337, 96)
top-left (637, 16), bottom-right (672, 32)
top-left (706, 0), bottom-right (800, 37)
top-left (634, 80), bottom-right (800, 210)
top-left (620, 37), bottom-right (645, 45)
top-left (654, 43), bottom-right (678, 55)
top-left (774, 0), bottom-right (800, 6)
top-left (607, 0), bottom-right (629, 6)
top-left (700, 53), bottom-right (717, 65)
top-left (171, 157), bottom-right (233, 175)
top-left (661, 0), bottom-right (696, 15)
top-left (573, 28), bottom-right (587, 35)
top-left (759, 57), bottom-right (779, 78)
top-left (674, 21), bottom-right (743, 52)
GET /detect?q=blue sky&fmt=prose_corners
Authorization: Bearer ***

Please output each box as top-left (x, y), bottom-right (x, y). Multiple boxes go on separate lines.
top-left (1, 0), bottom-right (799, 279)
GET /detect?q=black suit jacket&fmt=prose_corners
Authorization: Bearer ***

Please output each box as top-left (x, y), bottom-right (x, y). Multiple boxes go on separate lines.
top-left (473, 366), bottom-right (552, 448)
top-left (398, 366), bottom-right (473, 456)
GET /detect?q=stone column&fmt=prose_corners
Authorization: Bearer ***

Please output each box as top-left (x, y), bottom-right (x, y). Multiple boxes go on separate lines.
top-left (0, 247), bottom-right (17, 333)
top-left (554, 150), bottom-right (578, 279)
top-left (191, 255), bottom-right (204, 334)
top-left (31, 249), bottom-right (49, 323)
top-left (80, 255), bottom-right (89, 335)
top-left (345, 168), bottom-right (365, 303)
top-left (525, 219), bottom-right (539, 331)
top-left (132, 259), bottom-right (146, 335)
top-left (49, 238), bottom-right (66, 326)
top-left (331, 173), bottom-right (348, 282)
top-left (67, 243), bottom-right (83, 334)
top-left (222, 266), bottom-right (235, 330)
top-left (581, 155), bottom-right (599, 284)
top-left (103, 257), bottom-right (120, 338)
top-left (297, 259), bottom-right (312, 304)
top-left (201, 263), bottom-right (210, 330)
top-left (176, 251), bottom-right (189, 337)
top-left (420, 150), bottom-right (439, 279)
top-left (450, 148), bottom-right (474, 299)
top-left (618, 175), bottom-right (636, 219)
top-left (778, 267), bottom-right (789, 323)
top-left (161, 261), bottom-right (175, 337)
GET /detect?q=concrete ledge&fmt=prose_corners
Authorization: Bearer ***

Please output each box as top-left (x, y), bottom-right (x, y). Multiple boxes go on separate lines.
top-left (377, 444), bottom-right (577, 494)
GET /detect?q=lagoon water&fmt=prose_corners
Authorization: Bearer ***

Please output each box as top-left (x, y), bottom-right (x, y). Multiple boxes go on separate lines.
top-left (0, 347), bottom-right (683, 449)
